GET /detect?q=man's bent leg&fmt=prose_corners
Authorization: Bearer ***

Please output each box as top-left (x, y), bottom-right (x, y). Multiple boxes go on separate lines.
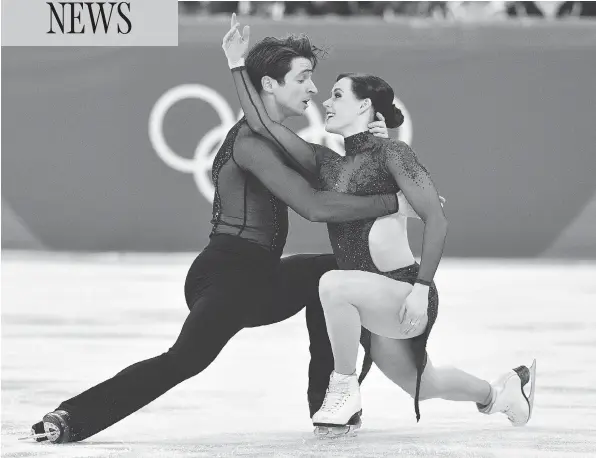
top-left (305, 296), bottom-right (334, 417)
top-left (54, 291), bottom-right (244, 442)
top-left (272, 254), bottom-right (338, 418)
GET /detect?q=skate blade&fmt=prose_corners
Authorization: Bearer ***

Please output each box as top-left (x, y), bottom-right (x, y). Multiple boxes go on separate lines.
top-left (18, 422), bottom-right (60, 442)
top-left (512, 359), bottom-right (537, 426)
top-left (314, 421), bottom-right (361, 439)
top-left (313, 411), bottom-right (362, 439)
top-left (18, 432), bottom-right (50, 441)
top-left (527, 359), bottom-right (537, 421)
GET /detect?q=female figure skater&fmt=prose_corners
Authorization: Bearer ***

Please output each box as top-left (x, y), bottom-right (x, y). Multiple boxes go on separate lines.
top-left (223, 16), bottom-right (536, 437)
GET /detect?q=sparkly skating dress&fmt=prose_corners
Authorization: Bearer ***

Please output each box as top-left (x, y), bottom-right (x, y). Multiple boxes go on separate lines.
top-left (318, 131), bottom-right (439, 421)
top-left (230, 66), bottom-right (439, 421)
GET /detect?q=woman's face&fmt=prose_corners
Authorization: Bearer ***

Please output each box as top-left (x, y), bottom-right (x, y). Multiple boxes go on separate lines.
top-left (322, 77), bottom-right (367, 136)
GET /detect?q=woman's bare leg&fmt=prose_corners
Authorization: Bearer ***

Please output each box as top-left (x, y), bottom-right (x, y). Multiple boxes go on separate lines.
top-left (371, 334), bottom-right (491, 405)
top-left (318, 270), bottom-right (424, 375)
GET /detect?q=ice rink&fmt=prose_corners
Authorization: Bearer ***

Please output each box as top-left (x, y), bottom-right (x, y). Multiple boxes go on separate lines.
top-left (2, 253), bottom-right (595, 457)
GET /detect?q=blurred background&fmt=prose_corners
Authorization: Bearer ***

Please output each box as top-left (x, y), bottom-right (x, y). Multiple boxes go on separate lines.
top-left (3, 1), bottom-right (596, 258)
top-left (179, 1), bottom-right (596, 19)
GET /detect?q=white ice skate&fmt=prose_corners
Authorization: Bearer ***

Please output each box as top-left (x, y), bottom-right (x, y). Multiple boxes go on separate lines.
top-left (478, 359), bottom-right (537, 426)
top-left (312, 371), bottom-right (362, 438)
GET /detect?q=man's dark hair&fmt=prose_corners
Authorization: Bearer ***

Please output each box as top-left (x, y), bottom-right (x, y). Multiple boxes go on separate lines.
top-left (246, 35), bottom-right (324, 92)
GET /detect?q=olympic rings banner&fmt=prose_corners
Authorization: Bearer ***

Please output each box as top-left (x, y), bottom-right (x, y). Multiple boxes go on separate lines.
top-left (3, 19), bottom-right (596, 258)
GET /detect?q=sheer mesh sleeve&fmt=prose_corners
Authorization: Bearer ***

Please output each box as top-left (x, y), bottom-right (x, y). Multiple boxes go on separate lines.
top-left (383, 141), bottom-right (442, 217)
top-left (234, 135), bottom-right (399, 223)
top-left (230, 66), bottom-right (318, 183)
top-left (384, 140), bottom-right (447, 282)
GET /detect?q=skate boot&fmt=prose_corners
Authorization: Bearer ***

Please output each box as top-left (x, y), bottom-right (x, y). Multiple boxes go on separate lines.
top-left (19, 410), bottom-right (73, 443)
top-left (312, 371), bottom-right (362, 438)
top-left (478, 359), bottom-right (536, 426)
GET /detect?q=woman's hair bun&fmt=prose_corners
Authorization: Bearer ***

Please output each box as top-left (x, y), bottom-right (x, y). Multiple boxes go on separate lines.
top-left (386, 104), bottom-right (404, 129)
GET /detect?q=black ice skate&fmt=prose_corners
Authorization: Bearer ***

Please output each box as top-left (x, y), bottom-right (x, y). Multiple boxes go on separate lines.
top-left (19, 410), bottom-right (73, 443)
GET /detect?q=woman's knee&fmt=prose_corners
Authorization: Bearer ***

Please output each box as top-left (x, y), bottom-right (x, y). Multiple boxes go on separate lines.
top-left (318, 270), bottom-right (346, 303)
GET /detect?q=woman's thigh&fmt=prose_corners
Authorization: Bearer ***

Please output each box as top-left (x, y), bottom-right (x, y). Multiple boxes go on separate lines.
top-left (319, 270), bottom-right (426, 339)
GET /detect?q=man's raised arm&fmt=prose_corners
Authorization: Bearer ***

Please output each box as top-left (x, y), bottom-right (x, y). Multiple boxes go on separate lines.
top-left (223, 15), bottom-right (318, 182)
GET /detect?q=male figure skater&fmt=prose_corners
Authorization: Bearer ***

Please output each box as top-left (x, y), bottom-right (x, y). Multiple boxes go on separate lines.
top-left (26, 30), bottom-right (410, 443)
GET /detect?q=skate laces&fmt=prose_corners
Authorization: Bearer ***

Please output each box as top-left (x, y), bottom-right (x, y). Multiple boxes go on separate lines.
top-left (498, 373), bottom-right (525, 424)
top-left (321, 380), bottom-right (350, 413)
top-left (502, 404), bottom-right (519, 423)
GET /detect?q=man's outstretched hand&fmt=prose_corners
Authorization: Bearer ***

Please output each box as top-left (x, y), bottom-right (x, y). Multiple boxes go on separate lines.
top-left (222, 13), bottom-right (250, 68)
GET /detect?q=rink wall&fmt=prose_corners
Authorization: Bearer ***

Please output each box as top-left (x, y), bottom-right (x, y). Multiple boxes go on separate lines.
top-left (3, 19), bottom-right (596, 258)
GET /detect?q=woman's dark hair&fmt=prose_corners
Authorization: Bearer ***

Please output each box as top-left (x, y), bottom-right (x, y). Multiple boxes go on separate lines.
top-left (246, 35), bottom-right (325, 92)
top-left (336, 73), bottom-right (404, 128)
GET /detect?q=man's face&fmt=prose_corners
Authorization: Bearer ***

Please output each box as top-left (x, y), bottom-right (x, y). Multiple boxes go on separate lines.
top-left (270, 57), bottom-right (318, 118)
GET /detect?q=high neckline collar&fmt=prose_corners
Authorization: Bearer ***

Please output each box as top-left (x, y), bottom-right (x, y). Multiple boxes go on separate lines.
top-left (344, 131), bottom-right (373, 157)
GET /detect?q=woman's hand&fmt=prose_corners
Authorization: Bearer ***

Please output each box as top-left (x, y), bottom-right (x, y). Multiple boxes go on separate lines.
top-left (399, 283), bottom-right (429, 336)
top-left (222, 13), bottom-right (250, 68)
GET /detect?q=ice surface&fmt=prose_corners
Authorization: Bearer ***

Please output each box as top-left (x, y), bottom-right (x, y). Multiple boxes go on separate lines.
top-left (2, 253), bottom-right (595, 457)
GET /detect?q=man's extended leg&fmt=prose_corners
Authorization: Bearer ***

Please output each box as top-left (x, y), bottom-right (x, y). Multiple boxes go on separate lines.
top-left (40, 285), bottom-right (246, 442)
